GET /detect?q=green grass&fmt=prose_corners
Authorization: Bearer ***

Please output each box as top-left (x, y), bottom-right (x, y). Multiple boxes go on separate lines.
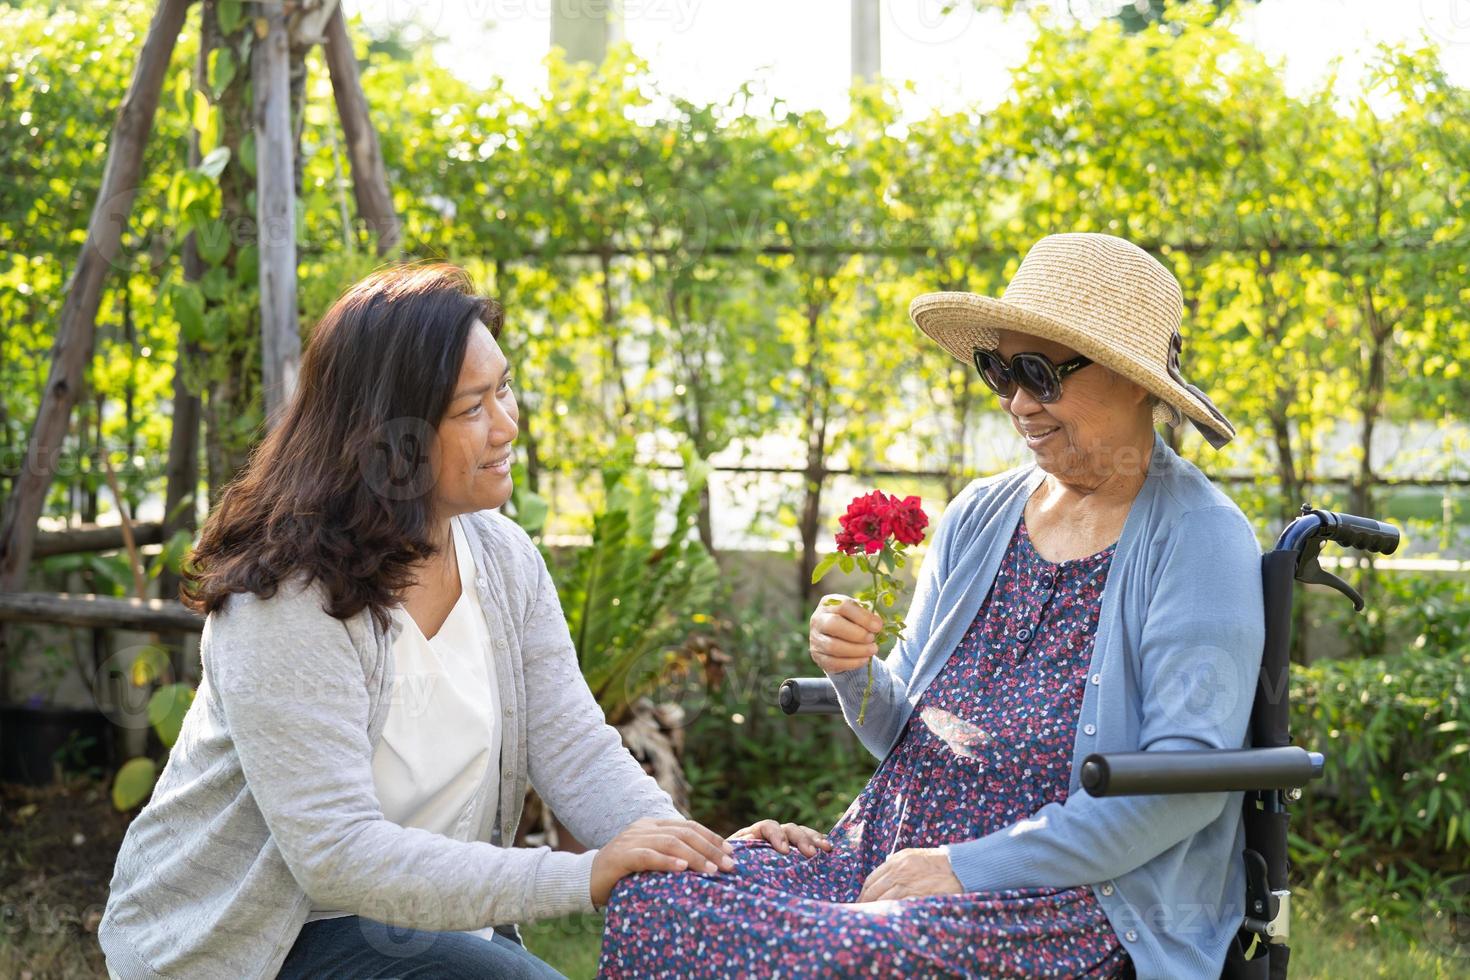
top-left (523, 913), bottom-right (606, 979)
top-left (1291, 893), bottom-right (1467, 979)
top-left (521, 898), bottom-right (1468, 980)
top-left (1379, 487), bottom-right (1468, 526)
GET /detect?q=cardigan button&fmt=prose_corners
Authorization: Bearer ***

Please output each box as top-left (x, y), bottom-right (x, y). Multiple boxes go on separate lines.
top-left (1090, 673), bottom-right (1101, 685)
top-left (476, 576), bottom-right (488, 592)
top-left (1101, 883), bottom-right (1115, 896)
top-left (504, 704), bottom-right (514, 717)
top-left (1083, 723), bottom-right (1097, 736)
top-left (1124, 929), bottom-right (1139, 943)
top-left (1016, 627), bottom-right (1032, 642)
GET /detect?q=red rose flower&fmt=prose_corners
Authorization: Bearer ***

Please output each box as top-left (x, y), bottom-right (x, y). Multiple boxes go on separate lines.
top-left (815, 489), bottom-right (930, 726)
top-left (885, 494), bottom-right (928, 546)
top-left (836, 490), bottom-right (892, 555)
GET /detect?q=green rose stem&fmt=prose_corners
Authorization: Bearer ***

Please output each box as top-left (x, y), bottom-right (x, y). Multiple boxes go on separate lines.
top-left (858, 559), bottom-right (883, 725)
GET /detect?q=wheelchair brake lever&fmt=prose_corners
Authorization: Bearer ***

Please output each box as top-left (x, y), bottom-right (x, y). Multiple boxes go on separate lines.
top-left (1296, 556), bottom-right (1364, 611)
top-left (1240, 848), bottom-right (1278, 934)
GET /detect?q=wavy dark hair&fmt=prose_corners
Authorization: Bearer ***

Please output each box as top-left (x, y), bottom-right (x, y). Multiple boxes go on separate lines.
top-left (181, 263), bottom-right (502, 631)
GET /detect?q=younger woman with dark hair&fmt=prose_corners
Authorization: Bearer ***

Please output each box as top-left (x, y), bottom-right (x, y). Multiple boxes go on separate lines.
top-left (98, 264), bottom-right (761, 980)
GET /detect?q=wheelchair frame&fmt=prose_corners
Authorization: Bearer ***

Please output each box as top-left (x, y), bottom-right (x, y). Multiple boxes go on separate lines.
top-left (779, 504), bottom-right (1401, 980)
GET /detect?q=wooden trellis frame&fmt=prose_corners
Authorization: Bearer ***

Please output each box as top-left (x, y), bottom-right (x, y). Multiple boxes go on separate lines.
top-left (0, 0), bottom-right (399, 693)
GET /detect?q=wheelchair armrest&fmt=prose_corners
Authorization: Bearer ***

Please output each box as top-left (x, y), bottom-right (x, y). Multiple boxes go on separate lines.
top-left (1081, 746), bottom-right (1325, 796)
top-left (778, 677), bottom-right (842, 715)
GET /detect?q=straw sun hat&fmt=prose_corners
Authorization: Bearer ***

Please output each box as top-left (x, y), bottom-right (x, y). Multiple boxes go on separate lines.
top-left (909, 232), bottom-right (1236, 449)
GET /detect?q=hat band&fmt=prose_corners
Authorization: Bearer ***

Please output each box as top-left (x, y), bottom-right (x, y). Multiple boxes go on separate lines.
top-left (1166, 330), bottom-right (1233, 448)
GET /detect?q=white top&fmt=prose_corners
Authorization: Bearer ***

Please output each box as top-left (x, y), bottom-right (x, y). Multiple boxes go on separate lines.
top-left (307, 515), bottom-right (502, 922)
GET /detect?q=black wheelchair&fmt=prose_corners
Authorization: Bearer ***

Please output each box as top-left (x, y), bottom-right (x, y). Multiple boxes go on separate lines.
top-left (779, 505), bottom-right (1401, 980)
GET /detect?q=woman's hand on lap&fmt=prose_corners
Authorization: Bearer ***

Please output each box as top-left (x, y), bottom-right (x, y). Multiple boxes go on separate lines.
top-left (857, 847), bottom-right (962, 902)
top-left (729, 819), bottom-right (834, 857)
top-left (589, 817), bottom-right (735, 907)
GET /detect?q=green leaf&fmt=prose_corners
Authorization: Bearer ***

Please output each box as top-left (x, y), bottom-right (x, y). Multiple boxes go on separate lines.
top-left (196, 219), bottom-right (232, 266)
top-left (198, 266), bottom-right (232, 302)
top-left (112, 757), bottom-right (157, 811)
top-left (209, 47), bottom-right (236, 100)
top-left (810, 551), bottom-right (840, 584)
top-left (218, 0), bottom-right (243, 35)
top-left (147, 684), bottom-right (195, 747)
top-left (509, 485), bottom-right (549, 537)
top-left (170, 282), bottom-right (206, 341)
top-left (191, 90), bottom-right (212, 140)
top-left (147, 529), bottom-right (196, 580)
top-left (172, 66), bottom-right (192, 117)
top-left (239, 131), bottom-right (256, 178)
top-left (235, 245), bottom-right (259, 285)
top-left (838, 554), bottom-right (855, 574)
top-left (169, 169), bottom-right (214, 222)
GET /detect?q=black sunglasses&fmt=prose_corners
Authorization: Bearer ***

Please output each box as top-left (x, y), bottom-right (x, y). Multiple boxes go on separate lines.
top-left (973, 349), bottom-right (1094, 404)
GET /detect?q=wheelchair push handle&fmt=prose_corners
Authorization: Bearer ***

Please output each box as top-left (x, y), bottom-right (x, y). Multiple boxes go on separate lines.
top-left (1274, 505), bottom-right (1400, 558)
top-left (1326, 512), bottom-right (1400, 556)
top-left (1275, 505), bottom-right (1402, 611)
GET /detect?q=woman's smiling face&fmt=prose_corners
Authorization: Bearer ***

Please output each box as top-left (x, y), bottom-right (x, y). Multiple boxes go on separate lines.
top-left (431, 319), bottom-right (519, 517)
top-left (992, 329), bottom-right (1151, 481)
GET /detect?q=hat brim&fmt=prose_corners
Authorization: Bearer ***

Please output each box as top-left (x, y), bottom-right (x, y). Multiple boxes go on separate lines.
top-left (909, 291), bottom-right (1236, 450)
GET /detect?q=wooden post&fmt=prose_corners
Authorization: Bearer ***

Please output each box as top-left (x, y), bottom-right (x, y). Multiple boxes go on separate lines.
top-left (254, 1), bottom-right (301, 431)
top-left (322, 6), bottom-right (401, 256)
top-left (851, 0), bottom-right (880, 82)
top-left (0, 0), bottom-right (193, 603)
top-left (160, 17), bottom-right (209, 610)
top-left (551, 0), bottom-right (622, 66)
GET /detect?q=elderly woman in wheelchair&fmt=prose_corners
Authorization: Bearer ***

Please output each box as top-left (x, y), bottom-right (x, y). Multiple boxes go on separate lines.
top-left (596, 232), bottom-right (1290, 978)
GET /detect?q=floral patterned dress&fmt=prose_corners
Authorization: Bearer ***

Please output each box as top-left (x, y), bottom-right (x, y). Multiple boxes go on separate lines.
top-left (598, 518), bottom-right (1133, 979)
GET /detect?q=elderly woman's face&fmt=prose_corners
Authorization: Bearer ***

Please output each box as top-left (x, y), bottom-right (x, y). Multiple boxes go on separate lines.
top-left (993, 329), bottom-right (1151, 477)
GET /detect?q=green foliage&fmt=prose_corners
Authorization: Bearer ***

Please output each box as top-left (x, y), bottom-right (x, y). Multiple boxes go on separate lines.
top-left (1304, 567), bottom-right (1470, 662)
top-left (553, 443), bottom-right (722, 722)
top-left (107, 641), bottom-right (195, 811)
top-left (683, 605), bottom-right (873, 834)
top-left (1290, 644), bottom-right (1470, 925)
top-left (5, 1), bottom-right (1467, 540)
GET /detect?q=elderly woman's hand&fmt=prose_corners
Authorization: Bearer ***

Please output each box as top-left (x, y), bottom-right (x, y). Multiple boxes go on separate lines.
top-left (809, 594), bottom-right (885, 674)
top-left (856, 848), bottom-right (963, 902)
top-left (729, 819), bottom-right (834, 857)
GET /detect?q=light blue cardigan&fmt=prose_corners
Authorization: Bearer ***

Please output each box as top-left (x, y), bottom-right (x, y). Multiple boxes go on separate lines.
top-left (826, 434), bottom-right (1265, 980)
